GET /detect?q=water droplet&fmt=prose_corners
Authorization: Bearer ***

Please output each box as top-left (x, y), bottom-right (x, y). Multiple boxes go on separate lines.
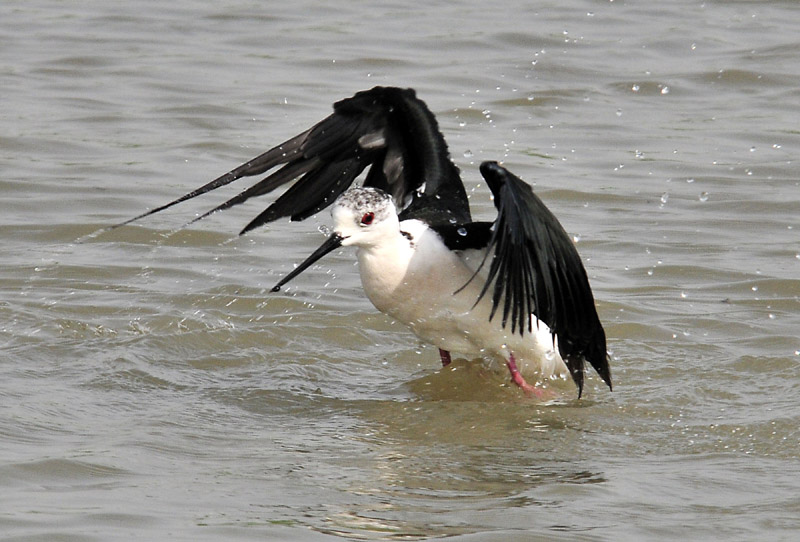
top-left (616, 109), bottom-right (623, 117)
top-left (572, 234), bottom-right (581, 243)
top-left (686, 178), bottom-right (695, 183)
top-left (680, 292), bottom-right (687, 298)
top-left (660, 85), bottom-right (670, 95)
top-left (463, 150), bottom-right (473, 158)
top-left (631, 84), bottom-right (640, 92)
top-left (751, 286), bottom-right (758, 292)
top-left (750, 146), bottom-right (756, 152)
top-left (660, 192), bottom-right (669, 205)
top-left (457, 227), bottom-right (467, 236)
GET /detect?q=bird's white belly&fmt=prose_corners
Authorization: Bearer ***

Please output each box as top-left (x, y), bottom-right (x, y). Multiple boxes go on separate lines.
top-left (355, 229), bottom-right (568, 380)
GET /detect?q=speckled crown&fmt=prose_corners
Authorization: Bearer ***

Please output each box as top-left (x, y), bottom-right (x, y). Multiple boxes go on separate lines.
top-left (335, 187), bottom-right (395, 220)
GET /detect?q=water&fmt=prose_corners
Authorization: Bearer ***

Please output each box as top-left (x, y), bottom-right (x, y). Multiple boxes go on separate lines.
top-left (2, 0), bottom-right (799, 540)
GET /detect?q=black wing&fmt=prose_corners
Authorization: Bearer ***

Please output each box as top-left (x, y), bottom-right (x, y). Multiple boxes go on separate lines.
top-left (112, 86), bottom-right (470, 234)
top-left (473, 161), bottom-right (611, 397)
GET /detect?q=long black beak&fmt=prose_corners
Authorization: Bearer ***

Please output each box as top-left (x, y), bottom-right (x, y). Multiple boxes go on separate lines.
top-left (270, 233), bottom-right (344, 292)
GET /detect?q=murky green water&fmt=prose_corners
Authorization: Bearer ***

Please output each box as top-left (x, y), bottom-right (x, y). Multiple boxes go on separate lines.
top-left (2, 1), bottom-right (799, 540)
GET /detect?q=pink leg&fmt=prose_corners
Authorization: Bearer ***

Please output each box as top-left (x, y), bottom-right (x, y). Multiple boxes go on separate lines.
top-left (438, 348), bottom-right (452, 367)
top-left (506, 353), bottom-right (551, 399)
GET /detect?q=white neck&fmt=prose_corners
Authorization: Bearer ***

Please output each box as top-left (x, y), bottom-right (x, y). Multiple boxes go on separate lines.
top-left (355, 221), bottom-right (420, 314)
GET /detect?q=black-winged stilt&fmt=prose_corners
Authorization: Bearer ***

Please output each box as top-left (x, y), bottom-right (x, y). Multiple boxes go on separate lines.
top-left (116, 86), bottom-right (612, 398)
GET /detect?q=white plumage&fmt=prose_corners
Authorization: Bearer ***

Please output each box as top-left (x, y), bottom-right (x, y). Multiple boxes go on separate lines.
top-left (115, 86), bottom-right (612, 398)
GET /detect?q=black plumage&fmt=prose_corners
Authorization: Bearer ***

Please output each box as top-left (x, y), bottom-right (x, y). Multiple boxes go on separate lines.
top-left (112, 86), bottom-right (470, 235)
top-left (114, 86), bottom-right (612, 397)
top-left (470, 162), bottom-right (611, 396)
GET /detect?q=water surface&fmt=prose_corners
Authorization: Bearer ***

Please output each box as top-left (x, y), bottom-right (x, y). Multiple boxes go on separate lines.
top-left (2, 1), bottom-right (799, 540)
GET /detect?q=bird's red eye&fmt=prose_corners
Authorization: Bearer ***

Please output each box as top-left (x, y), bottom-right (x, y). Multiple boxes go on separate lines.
top-left (360, 212), bottom-right (375, 225)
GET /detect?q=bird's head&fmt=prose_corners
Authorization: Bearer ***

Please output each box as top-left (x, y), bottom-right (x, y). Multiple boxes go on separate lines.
top-left (270, 187), bottom-right (398, 292)
top-left (331, 187), bottom-right (399, 249)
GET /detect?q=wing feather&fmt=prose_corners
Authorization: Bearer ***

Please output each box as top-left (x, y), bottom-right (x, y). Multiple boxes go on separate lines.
top-left (477, 161), bottom-right (611, 396)
top-left (114, 87), bottom-right (471, 233)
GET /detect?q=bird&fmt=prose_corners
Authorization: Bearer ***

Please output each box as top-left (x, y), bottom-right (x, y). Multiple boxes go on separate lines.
top-left (114, 86), bottom-right (612, 398)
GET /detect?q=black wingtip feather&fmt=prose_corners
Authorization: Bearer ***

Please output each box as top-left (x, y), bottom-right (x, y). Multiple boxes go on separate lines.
top-left (478, 161), bottom-right (612, 395)
top-left (116, 86), bottom-right (470, 237)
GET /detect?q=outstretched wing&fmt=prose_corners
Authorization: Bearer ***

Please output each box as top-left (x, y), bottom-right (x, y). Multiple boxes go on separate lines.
top-left (113, 86), bottom-right (470, 234)
top-left (474, 161), bottom-right (611, 396)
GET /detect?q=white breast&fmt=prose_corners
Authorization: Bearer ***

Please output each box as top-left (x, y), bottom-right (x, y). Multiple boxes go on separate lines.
top-left (354, 219), bottom-right (568, 380)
